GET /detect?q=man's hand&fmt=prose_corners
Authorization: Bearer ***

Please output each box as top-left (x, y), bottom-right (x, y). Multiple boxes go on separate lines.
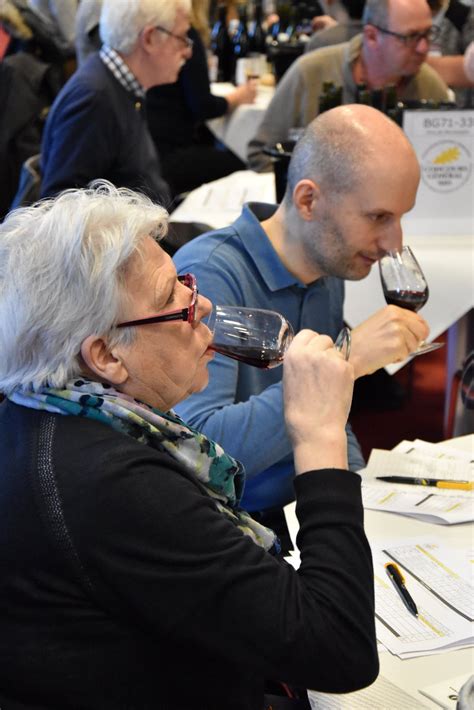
top-left (350, 305), bottom-right (430, 378)
top-left (283, 330), bottom-right (354, 473)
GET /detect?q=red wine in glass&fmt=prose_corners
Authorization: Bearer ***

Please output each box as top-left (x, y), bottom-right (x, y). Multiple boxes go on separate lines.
top-left (384, 287), bottom-right (429, 312)
top-left (379, 246), bottom-right (443, 356)
top-left (209, 344), bottom-right (284, 369)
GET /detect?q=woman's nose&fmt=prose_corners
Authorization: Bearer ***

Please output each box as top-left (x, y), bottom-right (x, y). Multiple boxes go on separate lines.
top-left (197, 294), bottom-right (212, 321)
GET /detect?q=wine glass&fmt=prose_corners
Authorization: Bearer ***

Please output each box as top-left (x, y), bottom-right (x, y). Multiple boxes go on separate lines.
top-left (378, 246), bottom-right (443, 357)
top-left (207, 305), bottom-right (351, 368)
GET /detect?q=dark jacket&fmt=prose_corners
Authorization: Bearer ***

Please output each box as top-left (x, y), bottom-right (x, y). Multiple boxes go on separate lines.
top-left (0, 399), bottom-right (378, 709)
top-left (147, 27), bottom-right (227, 157)
top-left (40, 52), bottom-right (170, 205)
top-left (0, 52), bottom-right (56, 219)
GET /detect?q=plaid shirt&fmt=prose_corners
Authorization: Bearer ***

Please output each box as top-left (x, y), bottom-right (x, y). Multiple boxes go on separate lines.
top-left (100, 45), bottom-right (145, 99)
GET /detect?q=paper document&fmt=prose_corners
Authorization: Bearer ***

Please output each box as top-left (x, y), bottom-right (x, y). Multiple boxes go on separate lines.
top-left (308, 674), bottom-right (429, 709)
top-left (361, 443), bottom-right (473, 524)
top-left (395, 439), bottom-right (474, 464)
top-left (366, 448), bottom-right (473, 483)
top-left (372, 540), bottom-right (474, 659)
top-left (170, 171), bottom-right (275, 229)
top-left (362, 483), bottom-right (473, 524)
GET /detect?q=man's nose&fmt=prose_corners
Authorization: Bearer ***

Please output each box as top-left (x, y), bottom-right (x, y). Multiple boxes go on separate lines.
top-left (379, 221), bottom-right (403, 254)
top-left (415, 35), bottom-right (429, 53)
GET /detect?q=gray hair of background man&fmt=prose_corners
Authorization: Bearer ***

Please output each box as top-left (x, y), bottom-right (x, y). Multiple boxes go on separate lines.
top-left (0, 182), bottom-right (168, 395)
top-left (100, 0), bottom-right (191, 55)
top-left (362, 0), bottom-right (390, 27)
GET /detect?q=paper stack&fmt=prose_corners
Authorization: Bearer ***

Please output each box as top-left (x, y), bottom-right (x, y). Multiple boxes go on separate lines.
top-left (372, 538), bottom-right (473, 659)
top-left (360, 439), bottom-right (474, 524)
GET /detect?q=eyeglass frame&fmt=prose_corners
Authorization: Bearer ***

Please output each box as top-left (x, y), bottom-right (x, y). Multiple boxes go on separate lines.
top-left (116, 273), bottom-right (198, 329)
top-left (155, 25), bottom-right (193, 50)
top-left (370, 24), bottom-right (440, 47)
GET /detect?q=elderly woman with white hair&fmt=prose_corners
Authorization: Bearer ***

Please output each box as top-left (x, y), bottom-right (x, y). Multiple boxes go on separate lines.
top-left (0, 183), bottom-right (378, 709)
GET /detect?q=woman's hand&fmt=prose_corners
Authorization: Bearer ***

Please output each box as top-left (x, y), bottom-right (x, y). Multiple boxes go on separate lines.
top-left (226, 80), bottom-right (258, 111)
top-left (283, 330), bottom-right (354, 474)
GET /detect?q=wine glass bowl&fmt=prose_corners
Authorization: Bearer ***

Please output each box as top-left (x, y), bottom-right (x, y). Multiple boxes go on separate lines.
top-left (378, 246), bottom-right (443, 357)
top-left (379, 246), bottom-right (429, 313)
top-left (207, 305), bottom-right (294, 368)
top-left (207, 306), bottom-right (353, 369)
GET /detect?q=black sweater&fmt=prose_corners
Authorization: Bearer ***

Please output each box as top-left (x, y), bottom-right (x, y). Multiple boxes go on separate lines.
top-left (0, 401), bottom-right (378, 709)
top-left (147, 28), bottom-right (228, 157)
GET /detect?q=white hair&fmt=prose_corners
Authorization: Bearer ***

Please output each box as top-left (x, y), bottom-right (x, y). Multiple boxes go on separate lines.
top-left (100, 0), bottom-right (191, 55)
top-left (0, 182), bottom-right (168, 395)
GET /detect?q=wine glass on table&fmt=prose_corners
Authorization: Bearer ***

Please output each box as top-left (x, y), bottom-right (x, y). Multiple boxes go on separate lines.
top-left (207, 305), bottom-right (352, 368)
top-left (378, 246), bottom-right (443, 357)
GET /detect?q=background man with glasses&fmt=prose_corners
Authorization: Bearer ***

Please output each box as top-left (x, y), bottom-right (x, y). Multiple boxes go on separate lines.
top-left (249, 0), bottom-right (451, 171)
top-left (40, 0), bottom-right (192, 200)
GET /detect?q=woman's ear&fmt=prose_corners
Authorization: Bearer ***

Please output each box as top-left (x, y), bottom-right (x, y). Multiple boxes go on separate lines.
top-left (80, 335), bottom-right (129, 385)
top-left (292, 179), bottom-right (321, 221)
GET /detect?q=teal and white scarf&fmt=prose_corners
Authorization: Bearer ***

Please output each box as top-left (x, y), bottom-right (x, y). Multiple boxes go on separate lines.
top-left (10, 379), bottom-right (279, 553)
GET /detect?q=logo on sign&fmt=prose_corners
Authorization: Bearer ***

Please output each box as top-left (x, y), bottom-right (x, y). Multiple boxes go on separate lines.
top-left (420, 140), bottom-right (471, 193)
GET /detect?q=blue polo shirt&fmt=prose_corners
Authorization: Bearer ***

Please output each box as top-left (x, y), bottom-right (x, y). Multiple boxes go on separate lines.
top-left (174, 203), bottom-right (365, 511)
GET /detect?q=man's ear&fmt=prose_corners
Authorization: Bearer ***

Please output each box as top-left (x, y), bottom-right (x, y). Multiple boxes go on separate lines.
top-left (292, 179), bottom-right (321, 221)
top-left (138, 24), bottom-right (157, 54)
top-left (80, 335), bottom-right (129, 385)
top-left (363, 23), bottom-right (379, 48)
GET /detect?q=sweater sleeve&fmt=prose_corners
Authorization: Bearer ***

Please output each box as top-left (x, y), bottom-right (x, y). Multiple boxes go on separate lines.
top-left (60, 436), bottom-right (378, 693)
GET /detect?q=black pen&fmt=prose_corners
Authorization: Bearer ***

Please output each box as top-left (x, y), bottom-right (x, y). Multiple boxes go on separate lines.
top-left (385, 562), bottom-right (418, 617)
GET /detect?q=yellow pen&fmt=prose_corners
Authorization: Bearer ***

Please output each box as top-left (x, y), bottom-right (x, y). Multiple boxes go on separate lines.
top-left (376, 476), bottom-right (473, 491)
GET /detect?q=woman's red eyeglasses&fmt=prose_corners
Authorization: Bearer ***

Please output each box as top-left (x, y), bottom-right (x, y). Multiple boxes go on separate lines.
top-left (116, 273), bottom-right (198, 328)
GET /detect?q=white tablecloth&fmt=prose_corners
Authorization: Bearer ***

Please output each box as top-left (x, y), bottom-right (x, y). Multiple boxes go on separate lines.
top-left (287, 434), bottom-right (474, 710)
top-left (207, 82), bottom-right (274, 163)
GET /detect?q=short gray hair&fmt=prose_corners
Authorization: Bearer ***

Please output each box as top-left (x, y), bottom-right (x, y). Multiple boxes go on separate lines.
top-left (283, 114), bottom-right (365, 204)
top-left (100, 0), bottom-right (191, 54)
top-left (0, 182), bottom-right (168, 394)
top-left (362, 0), bottom-right (390, 28)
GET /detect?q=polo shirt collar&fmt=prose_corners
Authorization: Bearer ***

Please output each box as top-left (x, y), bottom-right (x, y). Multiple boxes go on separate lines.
top-left (234, 203), bottom-right (307, 292)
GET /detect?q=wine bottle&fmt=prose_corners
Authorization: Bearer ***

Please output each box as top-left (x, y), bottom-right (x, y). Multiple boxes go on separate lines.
top-left (211, 4), bottom-right (233, 82)
top-left (232, 4), bottom-right (250, 63)
top-left (249, 0), bottom-right (266, 54)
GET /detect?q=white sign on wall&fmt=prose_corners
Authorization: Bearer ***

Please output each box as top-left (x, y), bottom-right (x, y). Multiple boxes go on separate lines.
top-left (402, 110), bottom-right (474, 239)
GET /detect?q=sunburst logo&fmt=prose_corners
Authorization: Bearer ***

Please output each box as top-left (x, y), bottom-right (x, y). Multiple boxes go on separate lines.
top-left (421, 141), bottom-right (471, 193)
top-left (432, 147), bottom-right (461, 165)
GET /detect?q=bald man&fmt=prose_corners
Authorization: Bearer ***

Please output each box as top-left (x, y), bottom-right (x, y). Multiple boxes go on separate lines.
top-left (174, 105), bottom-right (429, 524)
top-left (249, 0), bottom-right (450, 171)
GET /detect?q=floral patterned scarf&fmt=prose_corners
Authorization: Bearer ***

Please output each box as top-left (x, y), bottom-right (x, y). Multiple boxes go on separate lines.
top-left (9, 379), bottom-right (279, 553)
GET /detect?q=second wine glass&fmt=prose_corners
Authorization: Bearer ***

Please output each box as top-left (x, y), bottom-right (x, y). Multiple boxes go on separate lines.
top-left (378, 246), bottom-right (443, 356)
